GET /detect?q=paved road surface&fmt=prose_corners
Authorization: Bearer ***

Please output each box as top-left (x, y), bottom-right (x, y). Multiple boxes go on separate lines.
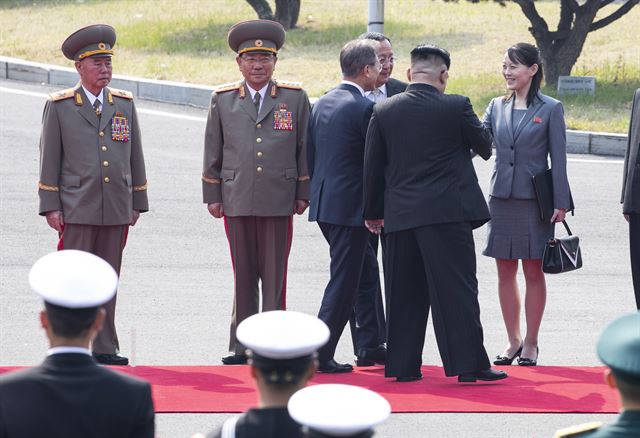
top-left (1, 79), bottom-right (633, 437)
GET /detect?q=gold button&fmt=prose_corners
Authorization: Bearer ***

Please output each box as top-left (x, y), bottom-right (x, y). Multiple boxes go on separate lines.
top-left (256, 138), bottom-right (262, 143)
top-left (256, 123), bottom-right (262, 128)
top-left (103, 161), bottom-right (109, 167)
top-left (101, 146), bottom-right (107, 151)
top-left (104, 177), bottom-right (110, 183)
top-left (257, 166), bottom-right (263, 172)
top-left (257, 151), bottom-right (263, 157)
top-left (99, 132), bottom-right (105, 137)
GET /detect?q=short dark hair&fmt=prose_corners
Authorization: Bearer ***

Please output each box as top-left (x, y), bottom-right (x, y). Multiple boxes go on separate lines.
top-left (251, 353), bottom-right (314, 386)
top-left (410, 44), bottom-right (451, 70)
top-left (358, 31), bottom-right (391, 44)
top-left (613, 370), bottom-right (640, 402)
top-left (340, 39), bottom-right (378, 78)
top-left (45, 302), bottom-right (99, 338)
top-left (506, 42), bottom-right (543, 107)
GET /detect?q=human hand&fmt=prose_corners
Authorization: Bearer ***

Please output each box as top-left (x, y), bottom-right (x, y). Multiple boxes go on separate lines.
top-left (130, 210), bottom-right (140, 226)
top-left (207, 203), bottom-right (224, 218)
top-left (45, 210), bottom-right (64, 232)
top-left (294, 200), bottom-right (309, 215)
top-left (550, 208), bottom-right (566, 223)
top-left (365, 219), bottom-right (384, 235)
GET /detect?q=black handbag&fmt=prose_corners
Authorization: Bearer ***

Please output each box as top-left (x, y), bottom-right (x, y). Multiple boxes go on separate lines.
top-left (542, 220), bottom-right (582, 274)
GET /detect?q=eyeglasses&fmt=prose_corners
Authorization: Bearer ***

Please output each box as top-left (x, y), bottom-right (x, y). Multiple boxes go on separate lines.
top-left (378, 56), bottom-right (395, 65)
top-left (241, 55), bottom-right (275, 65)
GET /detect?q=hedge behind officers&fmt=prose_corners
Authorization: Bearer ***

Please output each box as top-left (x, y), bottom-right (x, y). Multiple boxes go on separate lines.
top-left (37, 24), bottom-right (148, 366)
top-left (202, 19), bottom-right (311, 365)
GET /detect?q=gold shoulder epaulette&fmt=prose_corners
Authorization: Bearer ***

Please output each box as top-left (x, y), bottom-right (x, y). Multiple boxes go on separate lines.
top-left (274, 79), bottom-right (303, 90)
top-left (48, 88), bottom-right (75, 102)
top-left (109, 88), bottom-right (134, 100)
top-left (553, 422), bottom-right (602, 438)
top-left (214, 81), bottom-right (243, 94)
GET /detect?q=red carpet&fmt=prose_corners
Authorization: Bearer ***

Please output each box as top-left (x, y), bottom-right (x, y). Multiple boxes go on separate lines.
top-left (0, 365), bottom-right (618, 413)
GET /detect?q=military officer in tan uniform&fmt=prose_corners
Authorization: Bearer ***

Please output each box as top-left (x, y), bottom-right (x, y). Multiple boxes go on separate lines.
top-left (38, 24), bottom-right (148, 366)
top-left (202, 20), bottom-right (311, 365)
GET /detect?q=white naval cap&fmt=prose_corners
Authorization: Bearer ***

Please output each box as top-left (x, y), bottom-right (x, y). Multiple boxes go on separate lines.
top-left (29, 250), bottom-right (117, 308)
top-left (237, 310), bottom-right (330, 359)
top-left (288, 384), bottom-right (391, 436)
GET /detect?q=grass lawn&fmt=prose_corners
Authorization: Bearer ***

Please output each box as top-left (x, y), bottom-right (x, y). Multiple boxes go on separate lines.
top-left (1, 0), bottom-right (638, 132)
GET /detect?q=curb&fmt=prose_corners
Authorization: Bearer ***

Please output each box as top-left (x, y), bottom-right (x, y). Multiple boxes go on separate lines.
top-left (0, 56), bottom-right (629, 157)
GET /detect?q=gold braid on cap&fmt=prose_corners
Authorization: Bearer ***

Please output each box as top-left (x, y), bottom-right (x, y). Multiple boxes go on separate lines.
top-left (238, 47), bottom-right (277, 55)
top-left (78, 49), bottom-right (114, 60)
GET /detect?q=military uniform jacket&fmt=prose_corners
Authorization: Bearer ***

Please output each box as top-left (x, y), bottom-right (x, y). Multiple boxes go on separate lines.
top-left (0, 353), bottom-right (154, 438)
top-left (202, 80), bottom-right (311, 216)
top-left (38, 85), bottom-right (149, 225)
top-left (208, 407), bottom-right (303, 438)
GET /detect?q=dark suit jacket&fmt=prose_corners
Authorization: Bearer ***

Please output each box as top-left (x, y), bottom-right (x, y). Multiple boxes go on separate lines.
top-left (308, 83), bottom-right (374, 227)
top-left (385, 77), bottom-right (408, 97)
top-left (363, 83), bottom-right (492, 233)
top-left (622, 89), bottom-right (640, 214)
top-left (0, 353), bottom-right (154, 438)
top-left (209, 407), bottom-right (302, 438)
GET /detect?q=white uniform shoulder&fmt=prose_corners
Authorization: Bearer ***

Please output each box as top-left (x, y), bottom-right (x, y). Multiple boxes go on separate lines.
top-left (553, 421), bottom-right (602, 438)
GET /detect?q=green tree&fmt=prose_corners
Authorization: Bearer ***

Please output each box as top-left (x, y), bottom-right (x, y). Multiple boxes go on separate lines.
top-left (463, 0), bottom-right (639, 86)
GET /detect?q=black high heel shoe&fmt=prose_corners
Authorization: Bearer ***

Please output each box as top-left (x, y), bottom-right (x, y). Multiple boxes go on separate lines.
top-left (493, 345), bottom-right (523, 366)
top-left (517, 347), bottom-right (539, 366)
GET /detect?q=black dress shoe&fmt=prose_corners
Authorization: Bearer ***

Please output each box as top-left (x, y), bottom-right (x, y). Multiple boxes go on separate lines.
top-left (493, 345), bottom-right (523, 366)
top-left (221, 353), bottom-right (248, 365)
top-left (396, 373), bottom-right (422, 382)
top-left (517, 347), bottom-right (539, 366)
top-left (93, 353), bottom-right (129, 366)
top-left (317, 359), bottom-right (353, 373)
top-left (355, 345), bottom-right (387, 366)
top-left (458, 368), bottom-right (508, 383)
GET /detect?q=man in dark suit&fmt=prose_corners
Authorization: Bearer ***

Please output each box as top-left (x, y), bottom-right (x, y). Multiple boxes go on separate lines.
top-left (0, 250), bottom-right (154, 438)
top-left (343, 32), bottom-right (409, 366)
top-left (307, 39), bottom-right (381, 373)
top-left (359, 32), bottom-right (408, 102)
top-left (621, 88), bottom-right (640, 309)
top-left (363, 44), bottom-right (507, 383)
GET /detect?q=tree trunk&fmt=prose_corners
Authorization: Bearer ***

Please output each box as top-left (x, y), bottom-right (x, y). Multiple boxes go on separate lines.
top-left (275, 0), bottom-right (301, 29)
top-left (246, 0), bottom-right (274, 20)
top-left (290, 0), bottom-right (301, 28)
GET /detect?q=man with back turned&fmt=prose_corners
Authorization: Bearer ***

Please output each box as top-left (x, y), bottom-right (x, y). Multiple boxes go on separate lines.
top-left (363, 44), bottom-right (507, 383)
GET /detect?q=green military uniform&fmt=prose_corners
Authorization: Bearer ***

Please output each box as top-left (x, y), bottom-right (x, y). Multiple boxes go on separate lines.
top-left (202, 20), bottom-right (310, 357)
top-left (38, 24), bottom-right (148, 358)
top-left (554, 313), bottom-right (640, 438)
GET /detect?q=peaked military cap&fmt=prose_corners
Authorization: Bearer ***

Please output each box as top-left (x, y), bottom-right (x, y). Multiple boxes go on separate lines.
top-left (62, 24), bottom-right (116, 61)
top-left (597, 312), bottom-right (640, 384)
top-left (29, 250), bottom-right (117, 308)
top-left (288, 384), bottom-right (391, 437)
top-left (228, 19), bottom-right (285, 55)
top-left (237, 310), bottom-right (329, 360)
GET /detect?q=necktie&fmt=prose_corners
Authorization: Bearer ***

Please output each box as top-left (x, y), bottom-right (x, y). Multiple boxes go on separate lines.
top-left (371, 88), bottom-right (383, 103)
top-left (93, 99), bottom-right (101, 117)
top-left (253, 92), bottom-right (261, 113)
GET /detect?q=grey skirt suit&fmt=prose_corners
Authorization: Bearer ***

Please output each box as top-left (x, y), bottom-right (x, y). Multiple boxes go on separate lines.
top-left (482, 92), bottom-right (572, 260)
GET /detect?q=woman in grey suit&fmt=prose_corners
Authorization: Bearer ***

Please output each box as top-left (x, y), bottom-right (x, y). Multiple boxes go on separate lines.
top-left (482, 43), bottom-right (572, 366)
